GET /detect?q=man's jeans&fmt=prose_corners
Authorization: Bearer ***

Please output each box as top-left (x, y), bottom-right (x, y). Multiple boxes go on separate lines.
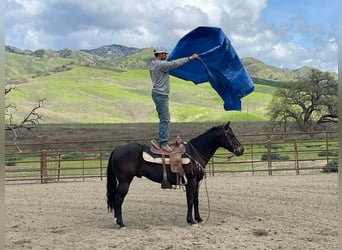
top-left (152, 92), bottom-right (170, 146)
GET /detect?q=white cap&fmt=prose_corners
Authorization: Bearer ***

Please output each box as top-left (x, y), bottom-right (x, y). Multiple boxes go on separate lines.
top-left (153, 47), bottom-right (168, 54)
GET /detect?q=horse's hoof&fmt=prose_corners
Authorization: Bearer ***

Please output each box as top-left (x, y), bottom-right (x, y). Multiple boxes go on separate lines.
top-left (114, 218), bottom-right (126, 228)
top-left (115, 224), bottom-right (126, 229)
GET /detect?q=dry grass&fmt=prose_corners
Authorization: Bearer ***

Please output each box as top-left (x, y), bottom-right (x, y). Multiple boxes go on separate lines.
top-left (5, 121), bottom-right (337, 149)
top-left (5, 121), bottom-right (271, 145)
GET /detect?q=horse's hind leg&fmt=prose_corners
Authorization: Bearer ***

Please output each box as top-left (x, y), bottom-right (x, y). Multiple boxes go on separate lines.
top-left (114, 181), bottom-right (131, 228)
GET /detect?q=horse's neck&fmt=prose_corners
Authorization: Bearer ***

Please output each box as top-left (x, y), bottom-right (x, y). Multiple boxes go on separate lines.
top-left (189, 133), bottom-right (219, 165)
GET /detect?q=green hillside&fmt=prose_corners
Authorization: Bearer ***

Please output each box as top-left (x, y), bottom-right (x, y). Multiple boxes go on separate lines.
top-left (5, 64), bottom-right (273, 123)
top-left (5, 51), bottom-right (74, 78)
top-left (10, 45), bottom-right (322, 124)
top-left (110, 48), bottom-right (154, 70)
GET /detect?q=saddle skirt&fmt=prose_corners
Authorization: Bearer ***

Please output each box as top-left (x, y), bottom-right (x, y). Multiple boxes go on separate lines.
top-left (142, 152), bottom-right (190, 165)
top-left (142, 143), bottom-right (190, 174)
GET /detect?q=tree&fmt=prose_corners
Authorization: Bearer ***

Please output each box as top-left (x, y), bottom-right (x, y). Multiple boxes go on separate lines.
top-left (268, 69), bottom-right (338, 132)
top-left (5, 80), bottom-right (45, 151)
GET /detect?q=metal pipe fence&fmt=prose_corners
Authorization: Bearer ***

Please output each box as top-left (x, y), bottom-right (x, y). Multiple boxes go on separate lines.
top-left (5, 131), bottom-right (338, 184)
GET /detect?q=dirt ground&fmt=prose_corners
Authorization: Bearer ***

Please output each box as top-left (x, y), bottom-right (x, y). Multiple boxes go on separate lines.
top-left (5, 174), bottom-right (337, 250)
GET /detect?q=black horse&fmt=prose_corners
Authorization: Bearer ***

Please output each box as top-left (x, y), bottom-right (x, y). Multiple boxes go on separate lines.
top-left (106, 122), bottom-right (244, 228)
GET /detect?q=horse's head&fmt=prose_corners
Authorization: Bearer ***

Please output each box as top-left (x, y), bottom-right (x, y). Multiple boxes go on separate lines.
top-left (218, 122), bottom-right (244, 156)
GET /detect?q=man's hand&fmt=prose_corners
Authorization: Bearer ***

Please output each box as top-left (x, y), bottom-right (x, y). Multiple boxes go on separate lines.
top-left (189, 54), bottom-right (199, 60)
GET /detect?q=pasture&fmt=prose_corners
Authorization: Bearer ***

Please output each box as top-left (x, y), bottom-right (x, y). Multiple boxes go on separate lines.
top-left (5, 174), bottom-right (337, 249)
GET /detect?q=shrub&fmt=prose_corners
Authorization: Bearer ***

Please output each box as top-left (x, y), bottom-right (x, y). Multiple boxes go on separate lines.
top-left (261, 153), bottom-right (289, 161)
top-left (317, 151), bottom-right (338, 157)
top-left (5, 156), bottom-right (24, 166)
top-left (61, 152), bottom-right (84, 160)
top-left (61, 152), bottom-right (98, 160)
top-left (5, 157), bottom-right (17, 166)
top-left (322, 159), bottom-right (338, 173)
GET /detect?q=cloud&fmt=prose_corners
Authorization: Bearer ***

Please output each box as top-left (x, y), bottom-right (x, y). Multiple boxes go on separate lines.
top-left (5, 0), bottom-right (267, 49)
top-left (4, 0), bottom-right (338, 72)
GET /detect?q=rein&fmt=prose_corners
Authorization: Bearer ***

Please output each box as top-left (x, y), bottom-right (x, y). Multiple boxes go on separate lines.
top-left (201, 174), bottom-right (211, 225)
top-left (184, 141), bottom-right (208, 168)
top-left (214, 154), bottom-right (235, 161)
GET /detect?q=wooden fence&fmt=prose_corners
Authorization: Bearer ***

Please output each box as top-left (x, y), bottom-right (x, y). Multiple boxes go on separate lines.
top-left (4, 130), bottom-right (338, 184)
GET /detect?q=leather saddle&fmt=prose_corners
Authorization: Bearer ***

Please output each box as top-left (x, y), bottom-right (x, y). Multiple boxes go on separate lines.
top-left (142, 141), bottom-right (190, 176)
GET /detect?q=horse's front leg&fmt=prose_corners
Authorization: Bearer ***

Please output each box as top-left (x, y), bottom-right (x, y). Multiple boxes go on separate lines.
top-left (185, 179), bottom-right (196, 224)
top-left (194, 184), bottom-right (203, 223)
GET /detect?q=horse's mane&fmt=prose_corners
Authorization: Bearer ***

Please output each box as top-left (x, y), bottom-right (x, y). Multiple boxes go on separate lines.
top-left (190, 125), bottom-right (224, 142)
top-left (203, 125), bottom-right (221, 134)
top-left (204, 124), bottom-right (226, 134)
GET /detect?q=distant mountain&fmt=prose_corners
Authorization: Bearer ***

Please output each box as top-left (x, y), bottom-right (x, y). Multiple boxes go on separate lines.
top-left (5, 44), bottom-right (140, 59)
top-left (80, 44), bottom-right (142, 59)
top-left (242, 57), bottom-right (317, 82)
top-left (5, 44), bottom-right (336, 83)
top-left (5, 46), bottom-right (33, 55)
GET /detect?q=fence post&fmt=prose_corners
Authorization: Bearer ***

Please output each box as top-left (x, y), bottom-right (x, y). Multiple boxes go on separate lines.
top-left (294, 142), bottom-right (299, 175)
top-left (266, 134), bottom-right (272, 176)
top-left (100, 145), bottom-right (103, 181)
top-left (57, 153), bottom-right (61, 181)
top-left (208, 158), bottom-right (214, 176)
top-left (40, 150), bottom-right (47, 184)
top-left (250, 143), bottom-right (255, 175)
top-left (325, 132), bottom-right (330, 166)
top-left (82, 159), bottom-right (85, 182)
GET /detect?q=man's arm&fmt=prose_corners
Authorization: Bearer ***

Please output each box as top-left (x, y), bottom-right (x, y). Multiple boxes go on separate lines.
top-left (160, 54), bottom-right (198, 72)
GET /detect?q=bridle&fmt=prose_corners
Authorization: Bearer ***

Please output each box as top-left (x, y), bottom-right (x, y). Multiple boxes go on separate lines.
top-left (222, 126), bottom-right (239, 156)
top-left (184, 126), bottom-right (239, 166)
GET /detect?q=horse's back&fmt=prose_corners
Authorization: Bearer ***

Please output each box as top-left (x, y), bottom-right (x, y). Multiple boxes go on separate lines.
top-left (112, 143), bottom-right (144, 160)
top-left (115, 142), bottom-right (143, 151)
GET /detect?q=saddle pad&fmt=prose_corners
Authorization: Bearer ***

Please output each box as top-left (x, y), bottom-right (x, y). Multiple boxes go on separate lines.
top-left (143, 152), bottom-right (190, 165)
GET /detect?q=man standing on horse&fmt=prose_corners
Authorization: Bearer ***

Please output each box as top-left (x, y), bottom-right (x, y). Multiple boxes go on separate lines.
top-left (149, 47), bottom-right (198, 152)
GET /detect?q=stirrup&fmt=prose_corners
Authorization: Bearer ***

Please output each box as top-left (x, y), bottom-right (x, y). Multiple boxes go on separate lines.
top-left (161, 144), bottom-right (173, 152)
top-left (151, 140), bottom-right (161, 150)
top-left (181, 175), bottom-right (187, 185)
top-left (161, 179), bottom-right (172, 189)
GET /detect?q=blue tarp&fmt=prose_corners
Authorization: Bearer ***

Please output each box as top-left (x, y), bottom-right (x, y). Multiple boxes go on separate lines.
top-left (168, 26), bottom-right (254, 111)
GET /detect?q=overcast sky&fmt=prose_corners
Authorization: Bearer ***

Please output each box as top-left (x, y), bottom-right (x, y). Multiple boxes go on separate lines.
top-left (5, 0), bottom-right (338, 72)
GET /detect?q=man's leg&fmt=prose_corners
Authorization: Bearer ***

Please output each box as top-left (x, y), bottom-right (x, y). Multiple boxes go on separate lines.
top-left (152, 93), bottom-right (170, 147)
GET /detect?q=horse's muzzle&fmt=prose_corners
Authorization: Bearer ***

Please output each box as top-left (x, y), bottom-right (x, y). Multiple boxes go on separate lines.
top-left (234, 146), bottom-right (244, 156)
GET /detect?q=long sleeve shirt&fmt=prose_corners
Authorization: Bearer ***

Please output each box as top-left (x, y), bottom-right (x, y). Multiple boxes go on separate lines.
top-left (149, 57), bottom-right (190, 96)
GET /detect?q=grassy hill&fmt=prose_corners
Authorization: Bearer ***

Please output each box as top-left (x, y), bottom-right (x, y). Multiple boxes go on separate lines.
top-left (8, 45), bottom-right (319, 124)
top-left (6, 64), bottom-right (274, 123)
top-left (5, 51), bottom-right (74, 77)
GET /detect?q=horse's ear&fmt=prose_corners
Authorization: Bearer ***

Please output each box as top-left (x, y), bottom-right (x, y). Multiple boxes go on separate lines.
top-left (224, 121), bottom-right (231, 130)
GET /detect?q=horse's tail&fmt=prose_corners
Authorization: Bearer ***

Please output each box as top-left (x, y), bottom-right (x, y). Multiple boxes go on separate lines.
top-left (106, 149), bottom-right (117, 212)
